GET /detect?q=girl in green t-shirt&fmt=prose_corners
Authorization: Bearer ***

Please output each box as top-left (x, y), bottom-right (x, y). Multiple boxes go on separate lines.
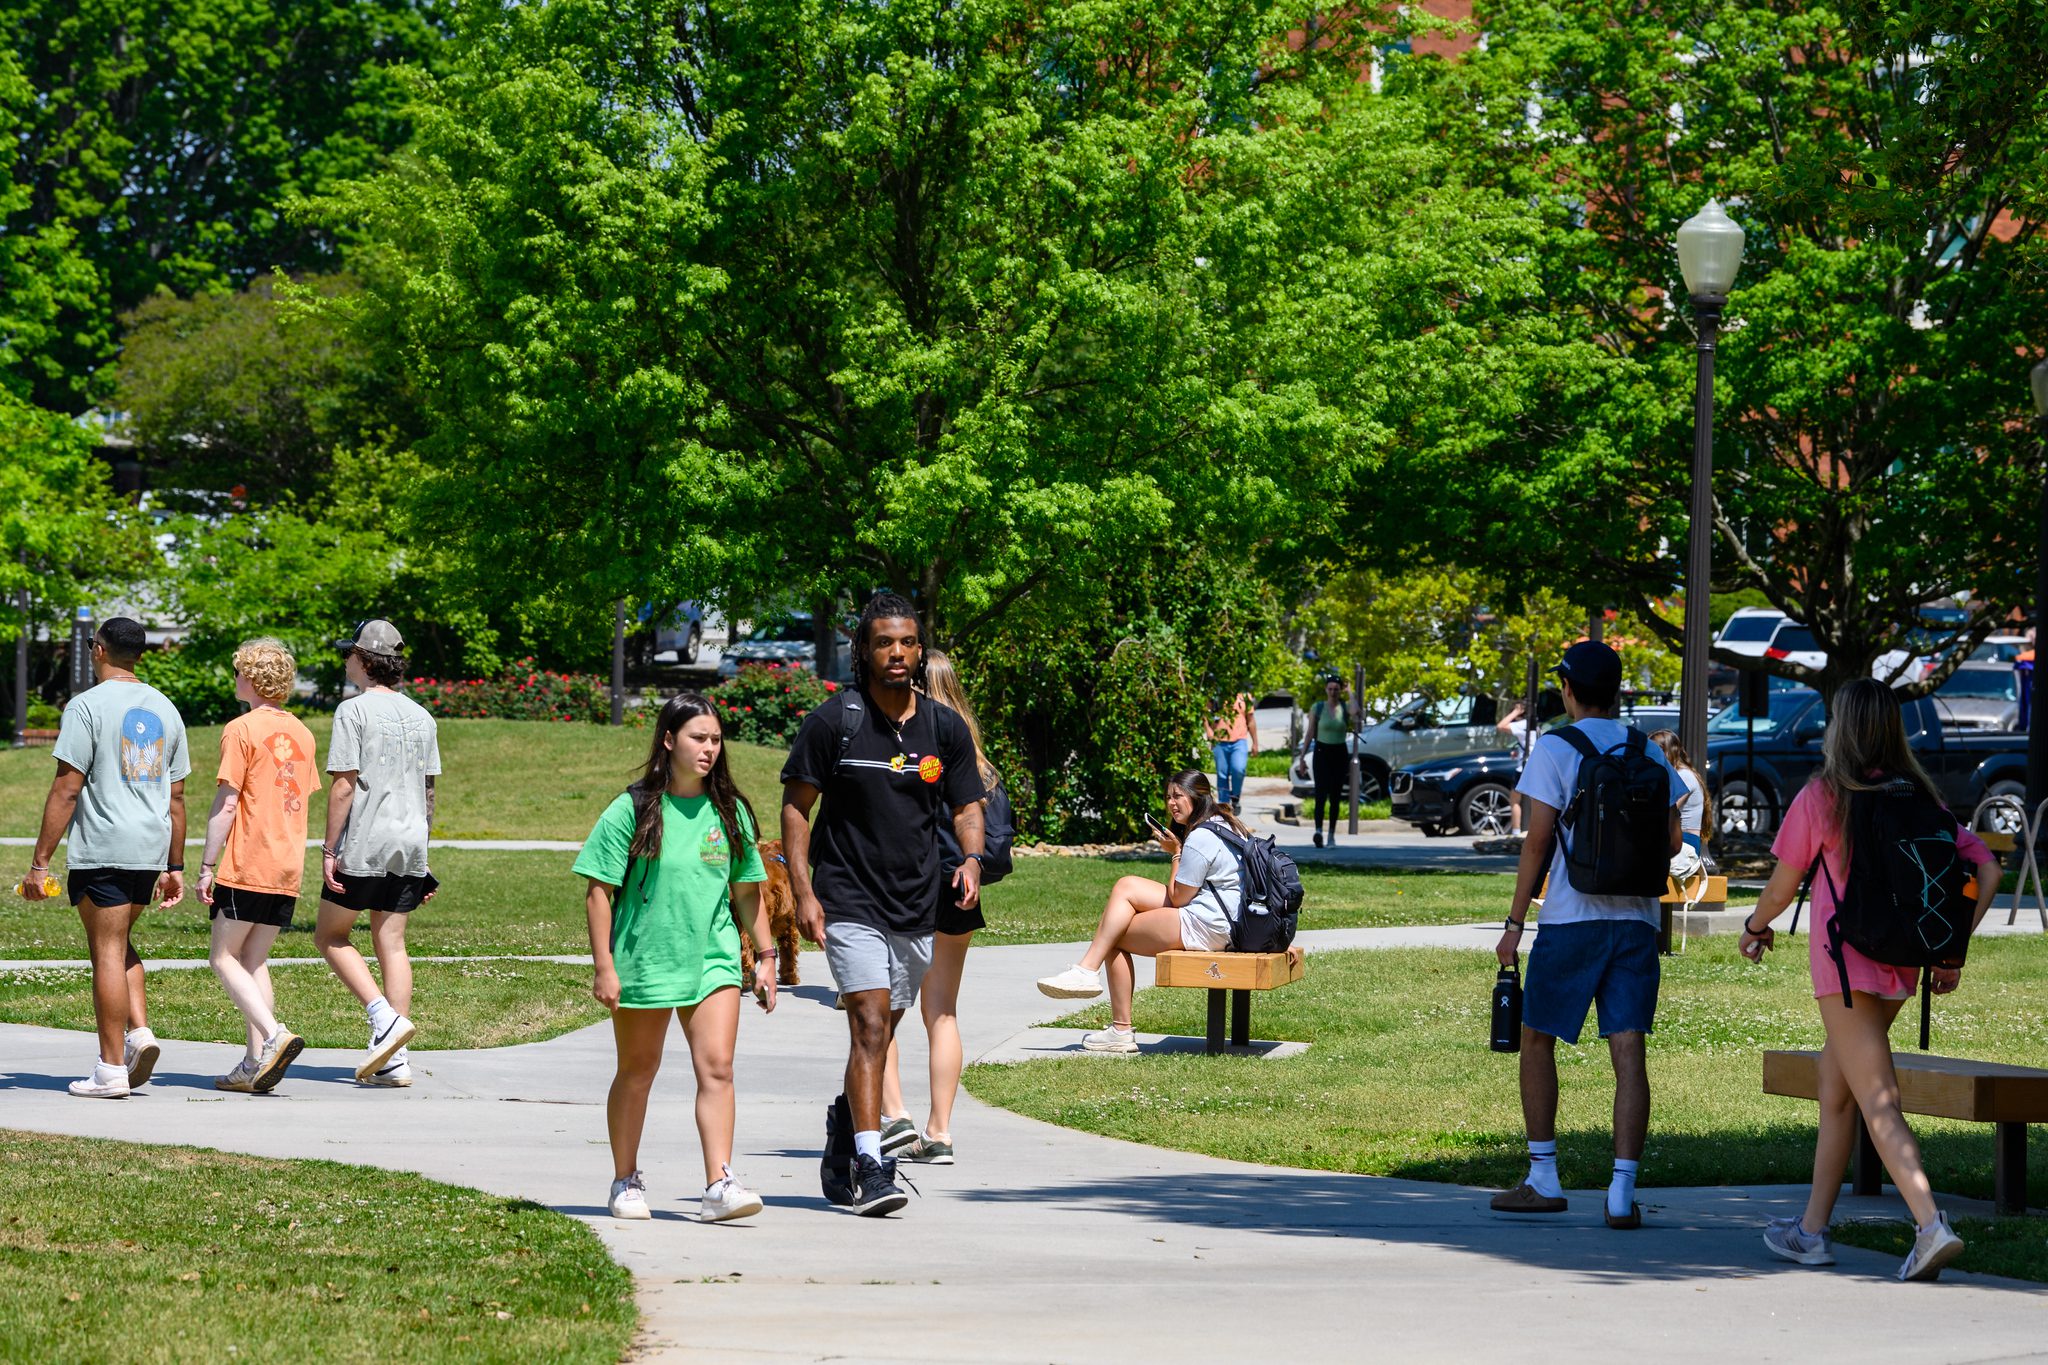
top-left (573, 693), bottom-right (778, 1224)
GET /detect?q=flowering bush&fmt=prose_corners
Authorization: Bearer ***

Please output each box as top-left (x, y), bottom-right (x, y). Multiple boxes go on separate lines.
top-left (409, 659), bottom-right (609, 722)
top-left (707, 663), bottom-right (834, 745)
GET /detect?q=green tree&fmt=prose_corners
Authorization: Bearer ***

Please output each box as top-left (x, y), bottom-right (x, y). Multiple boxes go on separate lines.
top-left (1382, 0), bottom-right (2048, 700)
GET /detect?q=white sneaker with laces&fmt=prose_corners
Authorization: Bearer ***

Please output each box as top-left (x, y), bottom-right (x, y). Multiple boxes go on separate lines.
top-left (1898, 1212), bottom-right (1965, 1282)
top-left (360, 1061), bottom-right (412, 1088)
top-left (124, 1027), bottom-right (161, 1088)
top-left (357, 1014), bottom-right (415, 1081)
top-left (609, 1171), bottom-right (651, 1220)
top-left (1081, 1024), bottom-right (1139, 1054)
top-left (701, 1165), bottom-right (765, 1223)
top-left (215, 1057), bottom-right (261, 1093)
top-left (1037, 964), bottom-right (1104, 999)
top-left (70, 1061), bottom-right (130, 1099)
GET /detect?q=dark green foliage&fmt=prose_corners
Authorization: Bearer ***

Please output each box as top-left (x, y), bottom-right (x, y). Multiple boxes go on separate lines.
top-left (707, 664), bottom-right (836, 747)
top-left (131, 646), bottom-right (239, 725)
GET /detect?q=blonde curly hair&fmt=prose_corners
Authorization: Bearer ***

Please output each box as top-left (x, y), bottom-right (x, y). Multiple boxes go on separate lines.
top-left (232, 638), bottom-right (297, 704)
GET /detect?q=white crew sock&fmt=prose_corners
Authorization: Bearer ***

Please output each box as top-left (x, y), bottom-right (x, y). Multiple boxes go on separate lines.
top-left (854, 1130), bottom-right (882, 1162)
top-left (367, 996), bottom-right (397, 1031)
top-left (1524, 1139), bottom-right (1563, 1199)
top-left (1609, 1158), bottom-right (1639, 1217)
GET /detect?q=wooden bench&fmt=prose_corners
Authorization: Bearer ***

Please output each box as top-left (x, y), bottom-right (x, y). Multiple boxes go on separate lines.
top-left (1155, 949), bottom-right (1305, 1054)
top-left (1659, 874), bottom-right (1727, 952)
top-left (1763, 1049), bottom-right (2048, 1215)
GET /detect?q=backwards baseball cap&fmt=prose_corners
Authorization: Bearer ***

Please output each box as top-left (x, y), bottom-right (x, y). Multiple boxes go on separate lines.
top-left (335, 618), bottom-right (405, 657)
top-left (1553, 639), bottom-right (1622, 694)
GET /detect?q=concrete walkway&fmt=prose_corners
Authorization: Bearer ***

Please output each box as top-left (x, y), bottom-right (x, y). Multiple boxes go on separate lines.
top-left (2, 929), bottom-right (2041, 1363)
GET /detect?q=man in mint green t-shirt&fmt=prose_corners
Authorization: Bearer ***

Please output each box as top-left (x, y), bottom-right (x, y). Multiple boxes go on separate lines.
top-left (24, 617), bottom-right (189, 1099)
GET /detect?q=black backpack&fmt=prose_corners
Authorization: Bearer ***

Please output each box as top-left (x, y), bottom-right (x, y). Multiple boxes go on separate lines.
top-left (1810, 779), bottom-right (1973, 1048)
top-left (1200, 822), bottom-right (1303, 953)
top-left (1555, 727), bottom-right (1671, 897)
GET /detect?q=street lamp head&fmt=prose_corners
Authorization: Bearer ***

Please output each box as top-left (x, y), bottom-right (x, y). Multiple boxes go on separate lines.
top-left (1677, 199), bottom-right (1745, 300)
top-left (2031, 357), bottom-right (2048, 419)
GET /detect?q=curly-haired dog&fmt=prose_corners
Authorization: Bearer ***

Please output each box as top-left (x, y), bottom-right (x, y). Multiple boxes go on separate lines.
top-left (742, 839), bottom-right (802, 986)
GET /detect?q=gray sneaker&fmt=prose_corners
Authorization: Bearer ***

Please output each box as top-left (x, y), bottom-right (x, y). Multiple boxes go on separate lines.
top-left (1898, 1213), bottom-right (1965, 1282)
top-left (879, 1116), bottom-right (920, 1156)
top-left (251, 1029), bottom-right (304, 1094)
top-left (1762, 1216), bottom-right (1835, 1266)
top-left (907, 1135), bottom-right (955, 1164)
top-left (214, 1057), bottom-right (261, 1093)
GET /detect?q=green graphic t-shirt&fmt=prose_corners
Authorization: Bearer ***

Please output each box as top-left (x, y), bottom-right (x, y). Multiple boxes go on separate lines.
top-left (571, 791), bottom-right (768, 1009)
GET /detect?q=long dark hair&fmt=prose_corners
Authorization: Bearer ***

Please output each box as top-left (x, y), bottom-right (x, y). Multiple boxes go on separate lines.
top-left (629, 692), bottom-right (758, 860)
top-left (1648, 728), bottom-right (1712, 835)
top-left (851, 591), bottom-right (927, 691)
top-left (1168, 769), bottom-right (1251, 839)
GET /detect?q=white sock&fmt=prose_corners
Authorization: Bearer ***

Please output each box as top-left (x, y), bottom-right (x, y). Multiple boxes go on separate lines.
top-left (1609, 1158), bottom-right (1639, 1217)
top-left (367, 996), bottom-right (397, 1031)
top-left (854, 1130), bottom-right (882, 1162)
top-left (1524, 1139), bottom-right (1563, 1199)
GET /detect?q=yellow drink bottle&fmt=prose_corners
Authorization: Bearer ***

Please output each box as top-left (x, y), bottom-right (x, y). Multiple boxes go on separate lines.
top-left (13, 874), bottom-right (59, 898)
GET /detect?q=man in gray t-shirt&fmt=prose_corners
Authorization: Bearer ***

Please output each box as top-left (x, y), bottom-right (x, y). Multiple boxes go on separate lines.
top-left (23, 616), bottom-right (188, 1098)
top-left (314, 619), bottom-right (441, 1087)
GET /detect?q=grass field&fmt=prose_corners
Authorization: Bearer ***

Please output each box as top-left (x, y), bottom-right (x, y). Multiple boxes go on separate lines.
top-left (0, 1129), bottom-right (636, 1362)
top-left (0, 719), bottom-right (788, 841)
top-left (964, 935), bottom-right (2048, 1279)
top-left (0, 960), bottom-right (606, 1050)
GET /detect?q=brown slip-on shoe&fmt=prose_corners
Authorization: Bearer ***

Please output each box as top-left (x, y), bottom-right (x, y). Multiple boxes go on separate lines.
top-left (1489, 1183), bottom-right (1568, 1214)
top-left (1604, 1202), bottom-right (1642, 1230)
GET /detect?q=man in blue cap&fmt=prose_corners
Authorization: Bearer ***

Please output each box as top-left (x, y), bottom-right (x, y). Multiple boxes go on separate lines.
top-left (1489, 640), bottom-right (1686, 1228)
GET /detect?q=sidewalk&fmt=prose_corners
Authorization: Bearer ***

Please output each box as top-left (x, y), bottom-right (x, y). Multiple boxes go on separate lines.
top-left (1, 933), bottom-right (2040, 1363)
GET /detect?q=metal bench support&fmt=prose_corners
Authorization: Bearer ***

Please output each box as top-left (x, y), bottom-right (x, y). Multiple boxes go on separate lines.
top-left (1995, 1122), bottom-right (2028, 1216)
top-left (1852, 1114), bottom-right (1882, 1196)
top-left (1203, 990), bottom-right (1255, 1055)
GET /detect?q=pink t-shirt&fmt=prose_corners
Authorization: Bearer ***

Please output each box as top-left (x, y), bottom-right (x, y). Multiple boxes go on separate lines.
top-left (1771, 781), bottom-right (1992, 1001)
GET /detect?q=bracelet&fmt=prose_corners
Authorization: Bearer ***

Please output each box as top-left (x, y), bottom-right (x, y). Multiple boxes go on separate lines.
top-left (321, 847), bottom-right (337, 857)
top-left (28, 863), bottom-right (48, 873)
top-left (756, 947), bottom-right (778, 958)
top-left (1743, 917), bottom-right (1769, 936)
top-left (201, 862), bottom-right (216, 871)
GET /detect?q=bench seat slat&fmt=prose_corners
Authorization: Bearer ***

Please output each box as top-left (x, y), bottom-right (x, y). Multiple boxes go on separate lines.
top-left (1155, 950), bottom-right (1303, 991)
top-left (1764, 1049), bottom-right (2048, 1124)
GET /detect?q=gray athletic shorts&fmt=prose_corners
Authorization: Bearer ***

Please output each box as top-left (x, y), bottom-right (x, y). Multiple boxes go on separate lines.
top-left (824, 920), bottom-right (934, 1010)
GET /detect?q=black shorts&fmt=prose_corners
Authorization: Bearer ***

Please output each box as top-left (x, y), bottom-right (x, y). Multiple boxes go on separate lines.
top-left (210, 884), bottom-right (297, 928)
top-left (67, 868), bottom-right (161, 910)
top-left (935, 901), bottom-right (985, 936)
top-left (324, 871), bottom-right (438, 915)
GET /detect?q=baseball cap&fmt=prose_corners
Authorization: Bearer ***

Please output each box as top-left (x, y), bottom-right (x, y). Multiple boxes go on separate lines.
top-left (335, 619), bottom-right (406, 657)
top-left (1553, 640), bottom-right (1622, 694)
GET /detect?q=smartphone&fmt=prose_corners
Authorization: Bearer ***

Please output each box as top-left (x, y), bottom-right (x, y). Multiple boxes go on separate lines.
top-left (1143, 812), bottom-right (1170, 839)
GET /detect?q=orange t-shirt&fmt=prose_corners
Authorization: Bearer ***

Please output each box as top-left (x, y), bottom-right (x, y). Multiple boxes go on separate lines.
top-left (216, 707), bottom-right (322, 895)
top-left (1208, 695), bottom-right (1254, 744)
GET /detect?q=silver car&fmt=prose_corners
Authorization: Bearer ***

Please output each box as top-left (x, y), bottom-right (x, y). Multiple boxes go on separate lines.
top-left (1291, 696), bottom-right (1500, 802)
top-left (1930, 663), bottom-right (2018, 731)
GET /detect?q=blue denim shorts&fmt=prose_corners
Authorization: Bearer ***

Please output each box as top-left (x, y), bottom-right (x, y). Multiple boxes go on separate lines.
top-left (1524, 919), bottom-right (1660, 1045)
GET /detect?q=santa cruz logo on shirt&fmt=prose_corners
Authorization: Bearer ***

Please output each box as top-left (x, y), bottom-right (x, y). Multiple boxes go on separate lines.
top-left (918, 755), bottom-right (943, 784)
top-left (699, 824), bottom-right (729, 868)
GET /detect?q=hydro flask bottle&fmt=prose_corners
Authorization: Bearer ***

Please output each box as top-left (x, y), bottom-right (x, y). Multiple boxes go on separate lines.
top-left (1490, 964), bottom-right (1523, 1053)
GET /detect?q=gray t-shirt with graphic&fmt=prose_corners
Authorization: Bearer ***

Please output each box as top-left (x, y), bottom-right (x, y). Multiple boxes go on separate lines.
top-left (327, 688), bottom-right (442, 877)
top-left (51, 679), bottom-right (191, 871)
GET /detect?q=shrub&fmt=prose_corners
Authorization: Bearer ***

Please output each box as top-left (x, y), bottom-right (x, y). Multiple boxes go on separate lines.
top-left (133, 646), bottom-right (240, 724)
top-left (409, 658), bottom-right (610, 722)
top-left (706, 663), bottom-right (834, 745)
top-left (25, 700), bottom-right (61, 729)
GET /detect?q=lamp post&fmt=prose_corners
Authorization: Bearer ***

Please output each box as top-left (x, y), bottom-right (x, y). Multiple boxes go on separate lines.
top-left (2027, 359), bottom-right (2048, 814)
top-left (1675, 200), bottom-right (1746, 767)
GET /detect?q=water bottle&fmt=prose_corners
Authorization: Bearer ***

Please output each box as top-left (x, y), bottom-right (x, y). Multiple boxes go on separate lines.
top-left (13, 874), bottom-right (59, 899)
top-left (1490, 964), bottom-right (1522, 1053)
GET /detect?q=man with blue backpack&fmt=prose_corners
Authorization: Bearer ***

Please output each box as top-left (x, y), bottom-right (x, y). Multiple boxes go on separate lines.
top-left (1491, 642), bottom-right (1687, 1229)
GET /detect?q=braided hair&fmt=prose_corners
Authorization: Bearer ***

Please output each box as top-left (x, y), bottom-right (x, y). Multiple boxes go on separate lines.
top-left (850, 592), bottom-right (927, 690)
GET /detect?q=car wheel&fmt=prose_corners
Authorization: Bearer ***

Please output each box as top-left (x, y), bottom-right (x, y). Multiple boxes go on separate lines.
top-left (1976, 782), bottom-right (2028, 837)
top-left (1357, 760), bottom-right (1390, 804)
top-left (681, 624), bottom-right (701, 665)
top-left (1717, 779), bottom-right (1778, 836)
top-left (1458, 782), bottom-right (1515, 837)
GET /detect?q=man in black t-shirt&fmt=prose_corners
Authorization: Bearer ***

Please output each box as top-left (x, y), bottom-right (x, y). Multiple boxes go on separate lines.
top-left (782, 594), bottom-right (986, 1217)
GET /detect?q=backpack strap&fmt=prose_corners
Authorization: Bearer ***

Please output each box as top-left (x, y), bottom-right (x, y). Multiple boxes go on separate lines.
top-left (830, 695), bottom-right (865, 778)
top-left (1553, 725), bottom-right (1597, 760)
top-left (1192, 820), bottom-right (1250, 916)
top-left (1814, 854), bottom-right (1854, 1008)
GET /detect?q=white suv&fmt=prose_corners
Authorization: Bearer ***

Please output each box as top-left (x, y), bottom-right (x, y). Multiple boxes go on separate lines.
top-left (1715, 606), bottom-right (1787, 658)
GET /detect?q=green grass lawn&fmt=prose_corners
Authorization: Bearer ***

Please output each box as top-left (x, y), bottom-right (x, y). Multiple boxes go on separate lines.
top-left (966, 935), bottom-right (2048, 1279)
top-left (0, 1129), bottom-right (635, 1362)
top-left (0, 719), bottom-right (788, 841)
top-left (0, 960), bottom-right (606, 1050)
top-left (1833, 1216), bottom-right (2048, 1283)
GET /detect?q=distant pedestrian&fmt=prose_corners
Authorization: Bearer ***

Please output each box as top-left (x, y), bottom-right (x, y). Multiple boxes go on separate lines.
top-left (1648, 730), bottom-right (1710, 858)
top-left (23, 616), bottom-right (188, 1098)
top-left (1306, 676), bottom-right (1351, 847)
top-left (574, 692), bottom-right (778, 1223)
top-left (315, 620), bottom-right (439, 1087)
top-left (781, 594), bottom-right (986, 1216)
top-left (878, 650), bottom-right (1014, 1165)
top-left (1491, 642), bottom-right (1685, 1228)
top-left (196, 639), bottom-right (316, 1093)
top-left (1208, 692), bottom-right (1259, 810)
top-left (1740, 679), bottom-right (1999, 1281)
top-left (1497, 701), bottom-right (1535, 836)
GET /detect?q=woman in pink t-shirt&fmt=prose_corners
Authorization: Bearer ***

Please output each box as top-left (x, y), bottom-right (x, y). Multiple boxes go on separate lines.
top-left (1738, 680), bottom-right (1999, 1281)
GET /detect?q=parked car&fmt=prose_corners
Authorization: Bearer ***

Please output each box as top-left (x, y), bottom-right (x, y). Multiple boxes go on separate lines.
top-left (1762, 619), bottom-right (1827, 674)
top-left (1704, 688), bottom-right (2027, 836)
top-left (1971, 635), bottom-right (2029, 665)
top-left (1715, 606), bottom-right (1788, 659)
top-left (1930, 663), bottom-right (2019, 732)
top-left (650, 601), bottom-right (705, 664)
top-left (716, 612), bottom-right (854, 682)
top-left (1288, 694), bottom-right (1500, 803)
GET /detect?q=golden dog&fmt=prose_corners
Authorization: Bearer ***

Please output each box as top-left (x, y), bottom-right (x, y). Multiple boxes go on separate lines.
top-left (742, 839), bottom-right (802, 986)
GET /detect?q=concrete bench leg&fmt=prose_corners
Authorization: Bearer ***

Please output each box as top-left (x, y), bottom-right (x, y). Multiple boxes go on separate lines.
top-left (1995, 1122), bottom-right (2028, 1216)
top-left (1852, 1114), bottom-right (1882, 1196)
top-left (1231, 990), bottom-right (1251, 1048)
top-left (1206, 992), bottom-right (1226, 1055)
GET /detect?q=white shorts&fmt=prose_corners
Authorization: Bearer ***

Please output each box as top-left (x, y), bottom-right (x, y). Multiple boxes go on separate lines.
top-left (824, 920), bottom-right (934, 1011)
top-left (1178, 908), bottom-right (1231, 952)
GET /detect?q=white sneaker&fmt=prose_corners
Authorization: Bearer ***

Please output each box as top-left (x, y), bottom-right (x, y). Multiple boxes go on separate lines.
top-left (1037, 964), bottom-right (1104, 999)
top-left (124, 1027), bottom-right (161, 1088)
top-left (215, 1056), bottom-right (261, 1093)
top-left (70, 1061), bottom-right (130, 1099)
top-left (357, 1014), bottom-right (415, 1081)
top-left (701, 1165), bottom-right (764, 1223)
top-left (1081, 1024), bottom-right (1139, 1053)
top-left (1898, 1212), bottom-right (1965, 1282)
top-left (359, 1061), bottom-right (412, 1088)
top-left (609, 1171), bottom-right (651, 1220)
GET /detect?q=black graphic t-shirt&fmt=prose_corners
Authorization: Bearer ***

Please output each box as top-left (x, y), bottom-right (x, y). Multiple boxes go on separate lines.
top-left (781, 689), bottom-right (986, 934)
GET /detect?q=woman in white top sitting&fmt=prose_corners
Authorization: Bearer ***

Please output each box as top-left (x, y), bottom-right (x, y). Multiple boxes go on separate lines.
top-left (1649, 730), bottom-right (1709, 856)
top-left (1035, 770), bottom-right (1249, 1053)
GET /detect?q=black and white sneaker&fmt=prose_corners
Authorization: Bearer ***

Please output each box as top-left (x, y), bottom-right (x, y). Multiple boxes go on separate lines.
top-left (356, 1014), bottom-right (416, 1082)
top-left (849, 1154), bottom-right (909, 1217)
